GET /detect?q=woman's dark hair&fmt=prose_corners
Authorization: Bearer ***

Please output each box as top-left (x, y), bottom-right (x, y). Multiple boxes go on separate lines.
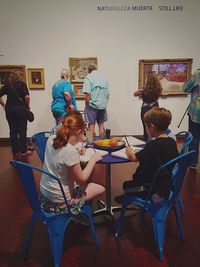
top-left (144, 107), bottom-right (172, 131)
top-left (53, 111), bottom-right (85, 149)
top-left (143, 71), bottom-right (163, 102)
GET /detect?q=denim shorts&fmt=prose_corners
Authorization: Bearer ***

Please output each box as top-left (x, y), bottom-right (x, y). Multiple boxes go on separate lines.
top-left (84, 105), bottom-right (108, 124)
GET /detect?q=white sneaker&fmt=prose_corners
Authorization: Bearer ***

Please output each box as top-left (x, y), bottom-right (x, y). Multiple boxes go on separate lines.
top-left (189, 165), bottom-right (196, 170)
top-left (21, 150), bottom-right (33, 156)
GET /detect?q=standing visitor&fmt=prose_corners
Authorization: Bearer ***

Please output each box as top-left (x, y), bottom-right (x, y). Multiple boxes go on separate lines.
top-left (134, 71), bottom-right (162, 141)
top-left (0, 72), bottom-right (32, 156)
top-left (182, 69), bottom-right (200, 169)
top-left (82, 64), bottom-right (109, 138)
top-left (51, 68), bottom-right (77, 124)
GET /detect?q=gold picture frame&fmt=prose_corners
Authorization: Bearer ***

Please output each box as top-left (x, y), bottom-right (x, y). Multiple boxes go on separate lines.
top-left (73, 83), bottom-right (85, 99)
top-left (69, 57), bottom-right (98, 82)
top-left (0, 65), bottom-right (26, 89)
top-left (139, 58), bottom-right (193, 95)
top-left (27, 68), bottom-right (45, 89)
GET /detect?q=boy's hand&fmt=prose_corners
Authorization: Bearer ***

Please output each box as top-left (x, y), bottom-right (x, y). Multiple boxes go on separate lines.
top-left (151, 193), bottom-right (164, 204)
top-left (125, 146), bottom-right (137, 162)
top-left (125, 146), bottom-right (133, 157)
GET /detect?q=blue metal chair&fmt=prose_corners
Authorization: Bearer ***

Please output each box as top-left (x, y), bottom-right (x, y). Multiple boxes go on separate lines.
top-left (30, 131), bottom-right (51, 163)
top-left (115, 150), bottom-right (195, 261)
top-left (10, 160), bottom-right (100, 267)
top-left (174, 131), bottom-right (193, 214)
top-left (175, 131), bottom-right (193, 154)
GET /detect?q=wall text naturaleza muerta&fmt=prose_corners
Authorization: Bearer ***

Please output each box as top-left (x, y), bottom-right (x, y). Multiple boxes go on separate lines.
top-left (97, 6), bottom-right (183, 12)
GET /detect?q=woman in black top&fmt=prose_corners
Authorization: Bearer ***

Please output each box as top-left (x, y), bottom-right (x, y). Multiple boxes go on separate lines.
top-left (134, 71), bottom-right (163, 141)
top-left (0, 72), bottom-right (31, 156)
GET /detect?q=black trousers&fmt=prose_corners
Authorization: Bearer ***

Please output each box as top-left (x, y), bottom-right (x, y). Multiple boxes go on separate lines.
top-left (5, 106), bottom-right (28, 154)
top-left (141, 103), bottom-right (159, 141)
top-left (188, 116), bottom-right (200, 167)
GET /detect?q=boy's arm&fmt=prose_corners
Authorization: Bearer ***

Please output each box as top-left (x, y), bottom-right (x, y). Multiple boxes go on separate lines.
top-left (125, 146), bottom-right (138, 162)
top-left (0, 97), bottom-right (5, 109)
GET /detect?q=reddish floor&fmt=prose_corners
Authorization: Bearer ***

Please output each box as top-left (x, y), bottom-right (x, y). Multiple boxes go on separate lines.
top-left (0, 143), bottom-right (199, 267)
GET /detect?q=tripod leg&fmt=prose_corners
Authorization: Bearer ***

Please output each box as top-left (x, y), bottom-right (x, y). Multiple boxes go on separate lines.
top-left (177, 106), bottom-right (189, 128)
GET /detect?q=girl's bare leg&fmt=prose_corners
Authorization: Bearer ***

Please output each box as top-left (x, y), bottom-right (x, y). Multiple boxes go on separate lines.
top-left (85, 182), bottom-right (105, 201)
top-left (85, 164), bottom-right (105, 201)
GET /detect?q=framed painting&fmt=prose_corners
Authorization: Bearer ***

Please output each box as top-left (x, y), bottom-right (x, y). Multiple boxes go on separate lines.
top-left (0, 65), bottom-right (26, 89)
top-left (73, 83), bottom-right (85, 99)
top-left (69, 57), bottom-right (98, 82)
top-left (138, 58), bottom-right (193, 95)
top-left (27, 68), bottom-right (45, 89)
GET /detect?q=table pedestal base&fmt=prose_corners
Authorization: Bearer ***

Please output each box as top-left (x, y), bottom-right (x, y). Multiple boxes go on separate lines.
top-left (93, 199), bottom-right (122, 221)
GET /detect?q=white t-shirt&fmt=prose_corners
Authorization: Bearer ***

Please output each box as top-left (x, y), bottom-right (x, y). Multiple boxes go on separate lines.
top-left (40, 135), bottom-right (80, 202)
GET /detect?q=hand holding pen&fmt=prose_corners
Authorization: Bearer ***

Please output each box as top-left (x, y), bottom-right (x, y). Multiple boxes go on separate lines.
top-left (124, 134), bottom-right (135, 160)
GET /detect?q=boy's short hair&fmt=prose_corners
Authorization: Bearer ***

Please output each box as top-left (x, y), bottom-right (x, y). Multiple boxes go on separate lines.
top-left (144, 107), bottom-right (172, 131)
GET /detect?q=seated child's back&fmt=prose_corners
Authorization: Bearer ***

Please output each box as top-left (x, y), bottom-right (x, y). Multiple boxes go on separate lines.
top-left (124, 107), bottom-right (179, 199)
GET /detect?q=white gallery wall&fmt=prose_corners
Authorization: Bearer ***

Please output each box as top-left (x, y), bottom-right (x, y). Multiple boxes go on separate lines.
top-left (0, 0), bottom-right (200, 138)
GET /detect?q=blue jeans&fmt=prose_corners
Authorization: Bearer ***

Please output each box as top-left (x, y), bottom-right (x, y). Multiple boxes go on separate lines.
top-left (189, 116), bottom-right (200, 167)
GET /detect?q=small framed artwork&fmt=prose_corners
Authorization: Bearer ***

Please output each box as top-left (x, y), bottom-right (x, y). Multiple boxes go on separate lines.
top-left (0, 65), bottom-right (26, 89)
top-left (73, 83), bottom-right (85, 99)
top-left (138, 58), bottom-right (193, 95)
top-left (27, 68), bottom-right (45, 89)
top-left (69, 57), bottom-right (98, 82)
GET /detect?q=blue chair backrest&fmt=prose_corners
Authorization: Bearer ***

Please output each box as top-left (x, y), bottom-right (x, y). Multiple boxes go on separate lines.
top-left (30, 132), bottom-right (50, 163)
top-left (172, 131), bottom-right (193, 180)
top-left (10, 160), bottom-right (72, 215)
top-left (171, 151), bottom-right (194, 202)
top-left (145, 150), bottom-right (195, 206)
top-left (10, 161), bottom-right (41, 212)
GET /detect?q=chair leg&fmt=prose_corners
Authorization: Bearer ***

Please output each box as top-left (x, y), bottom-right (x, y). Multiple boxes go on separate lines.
top-left (176, 193), bottom-right (184, 214)
top-left (151, 208), bottom-right (167, 261)
top-left (81, 204), bottom-right (100, 248)
top-left (47, 217), bottom-right (71, 267)
top-left (172, 205), bottom-right (185, 240)
top-left (115, 198), bottom-right (129, 237)
top-left (23, 214), bottom-right (38, 260)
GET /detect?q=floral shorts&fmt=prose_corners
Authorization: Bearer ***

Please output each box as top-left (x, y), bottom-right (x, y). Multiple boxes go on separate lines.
top-left (40, 186), bottom-right (86, 215)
